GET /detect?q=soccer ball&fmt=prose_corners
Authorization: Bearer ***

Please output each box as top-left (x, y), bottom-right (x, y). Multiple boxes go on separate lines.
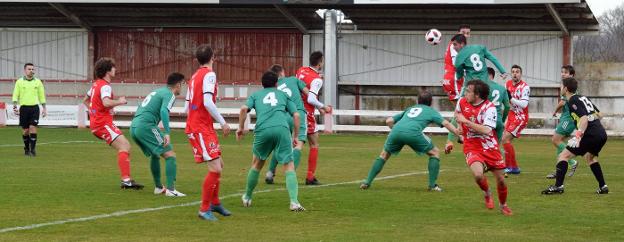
top-left (425, 29), bottom-right (442, 45)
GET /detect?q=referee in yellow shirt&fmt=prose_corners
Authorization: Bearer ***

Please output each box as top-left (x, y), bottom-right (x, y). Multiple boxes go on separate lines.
top-left (12, 63), bottom-right (47, 156)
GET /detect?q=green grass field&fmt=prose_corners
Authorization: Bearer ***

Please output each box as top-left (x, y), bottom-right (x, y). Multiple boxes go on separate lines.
top-left (1, 127), bottom-right (623, 241)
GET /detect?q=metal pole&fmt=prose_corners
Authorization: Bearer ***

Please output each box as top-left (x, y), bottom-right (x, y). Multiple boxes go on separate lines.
top-left (323, 9), bottom-right (338, 109)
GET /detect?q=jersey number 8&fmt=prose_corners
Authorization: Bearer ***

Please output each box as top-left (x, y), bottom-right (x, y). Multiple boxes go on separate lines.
top-left (470, 54), bottom-right (483, 71)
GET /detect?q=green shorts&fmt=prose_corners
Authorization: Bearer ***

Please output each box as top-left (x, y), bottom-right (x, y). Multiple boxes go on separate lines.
top-left (130, 125), bottom-right (172, 157)
top-left (285, 110), bottom-right (308, 142)
top-left (383, 131), bottom-right (434, 155)
top-left (253, 126), bottom-right (293, 164)
top-left (555, 118), bottom-right (576, 136)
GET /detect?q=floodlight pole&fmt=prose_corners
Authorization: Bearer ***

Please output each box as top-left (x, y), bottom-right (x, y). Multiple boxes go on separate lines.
top-left (323, 9), bottom-right (338, 112)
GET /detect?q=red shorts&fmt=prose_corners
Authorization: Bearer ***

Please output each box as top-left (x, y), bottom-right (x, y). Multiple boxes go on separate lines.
top-left (91, 123), bottom-right (123, 145)
top-left (465, 150), bottom-right (505, 170)
top-left (187, 132), bottom-right (221, 163)
top-left (306, 113), bottom-right (317, 135)
top-left (442, 74), bottom-right (464, 101)
top-left (505, 117), bottom-right (527, 138)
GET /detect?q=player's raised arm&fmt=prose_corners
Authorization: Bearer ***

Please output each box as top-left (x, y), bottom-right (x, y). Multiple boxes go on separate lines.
top-left (483, 47), bottom-right (506, 75)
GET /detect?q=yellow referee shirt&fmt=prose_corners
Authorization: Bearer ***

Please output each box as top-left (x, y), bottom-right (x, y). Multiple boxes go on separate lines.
top-left (12, 76), bottom-right (46, 106)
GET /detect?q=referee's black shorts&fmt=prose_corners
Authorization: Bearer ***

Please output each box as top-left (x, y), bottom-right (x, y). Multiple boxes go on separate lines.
top-left (19, 105), bottom-right (40, 129)
top-left (567, 129), bottom-right (608, 157)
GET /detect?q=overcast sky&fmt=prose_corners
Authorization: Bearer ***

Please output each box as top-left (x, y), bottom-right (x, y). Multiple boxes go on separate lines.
top-left (586, 0), bottom-right (624, 16)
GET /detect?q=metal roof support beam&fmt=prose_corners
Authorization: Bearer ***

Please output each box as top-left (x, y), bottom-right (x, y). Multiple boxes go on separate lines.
top-left (273, 4), bottom-right (308, 34)
top-left (49, 3), bottom-right (91, 30)
top-left (546, 3), bottom-right (569, 36)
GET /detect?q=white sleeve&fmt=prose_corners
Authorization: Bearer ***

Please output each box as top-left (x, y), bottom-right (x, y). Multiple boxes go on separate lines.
top-left (450, 46), bottom-right (458, 66)
top-left (483, 106), bottom-right (497, 129)
top-left (184, 88), bottom-right (190, 113)
top-left (454, 99), bottom-right (462, 112)
top-left (307, 92), bottom-right (325, 109)
top-left (202, 72), bottom-right (217, 94)
top-left (510, 98), bottom-right (529, 109)
top-left (203, 93), bottom-right (226, 125)
top-left (167, 94), bottom-right (176, 110)
top-left (309, 78), bottom-right (323, 95)
top-left (521, 85), bottom-right (530, 101)
top-left (86, 88), bottom-right (92, 97)
top-left (100, 85), bottom-right (112, 100)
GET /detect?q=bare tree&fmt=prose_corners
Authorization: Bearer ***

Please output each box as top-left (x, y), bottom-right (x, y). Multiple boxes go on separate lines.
top-left (574, 3), bottom-right (624, 63)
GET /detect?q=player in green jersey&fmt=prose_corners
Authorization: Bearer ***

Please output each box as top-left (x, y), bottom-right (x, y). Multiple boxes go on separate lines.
top-left (237, 71), bottom-right (305, 211)
top-left (487, 67), bottom-right (511, 141)
top-left (546, 65), bottom-right (579, 179)
top-left (445, 34), bottom-right (508, 154)
top-left (130, 72), bottom-right (186, 197)
top-left (360, 91), bottom-right (461, 191)
top-left (265, 64), bottom-right (312, 184)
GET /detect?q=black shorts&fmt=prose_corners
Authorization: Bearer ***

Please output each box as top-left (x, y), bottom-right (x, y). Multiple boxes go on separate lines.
top-left (19, 105), bottom-right (40, 129)
top-left (566, 129), bottom-right (607, 156)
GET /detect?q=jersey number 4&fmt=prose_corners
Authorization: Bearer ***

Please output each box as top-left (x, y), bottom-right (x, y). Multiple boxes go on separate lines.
top-left (263, 92), bottom-right (278, 106)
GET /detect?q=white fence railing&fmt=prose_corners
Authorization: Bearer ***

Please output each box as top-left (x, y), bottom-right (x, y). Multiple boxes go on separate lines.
top-left (2, 104), bottom-right (623, 136)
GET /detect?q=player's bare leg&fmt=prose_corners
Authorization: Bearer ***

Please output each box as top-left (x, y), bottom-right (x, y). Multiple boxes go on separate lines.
top-left (469, 162), bottom-right (494, 209)
top-left (490, 168), bottom-right (512, 216)
top-left (426, 147), bottom-right (443, 191)
top-left (111, 135), bottom-right (143, 190)
top-left (361, 150), bottom-right (391, 190)
top-left (306, 132), bottom-right (321, 185)
top-left (502, 131), bottom-right (520, 174)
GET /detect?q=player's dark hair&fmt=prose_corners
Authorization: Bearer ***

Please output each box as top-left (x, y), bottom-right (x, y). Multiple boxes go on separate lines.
top-left (24, 63), bottom-right (34, 69)
top-left (310, 51), bottom-right (324, 67)
top-left (262, 71), bottom-right (279, 88)
top-left (94, 57), bottom-right (115, 79)
top-left (195, 44), bottom-right (214, 65)
top-left (562, 65), bottom-right (575, 76)
top-left (458, 24), bottom-right (471, 32)
top-left (418, 91), bottom-right (433, 106)
top-left (511, 64), bottom-right (523, 73)
top-left (270, 64), bottom-right (284, 74)
top-left (167, 72), bottom-right (185, 87)
top-left (562, 77), bottom-right (578, 93)
top-left (487, 67), bottom-right (495, 79)
top-left (466, 79), bottom-right (489, 100)
top-left (451, 34), bottom-right (467, 45)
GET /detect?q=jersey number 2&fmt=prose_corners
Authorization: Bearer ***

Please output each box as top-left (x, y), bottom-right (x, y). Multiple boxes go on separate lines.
top-left (263, 92), bottom-right (278, 106)
top-left (491, 90), bottom-right (500, 106)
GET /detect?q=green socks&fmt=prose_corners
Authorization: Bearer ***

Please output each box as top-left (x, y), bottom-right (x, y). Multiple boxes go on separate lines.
top-left (165, 156), bottom-right (177, 190)
top-left (428, 157), bottom-right (440, 188)
top-left (293, 148), bottom-right (302, 170)
top-left (245, 168), bottom-right (260, 199)
top-left (557, 143), bottom-right (577, 166)
top-left (150, 155), bottom-right (162, 188)
top-left (285, 170), bottom-right (299, 204)
top-left (365, 157), bottom-right (386, 185)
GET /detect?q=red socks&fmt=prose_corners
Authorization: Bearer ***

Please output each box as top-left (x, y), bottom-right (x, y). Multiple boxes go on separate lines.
top-left (307, 147), bottom-right (319, 180)
top-left (118, 151), bottom-right (131, 180)
top-left (503, 143), bottom-right (518, 168)
top-left (212, 173), bottom-right (221, 206)
top-left (476, 177), bottom-right (489, 192)
top-left (200, 171), bottom-right (220, 212)
top-left (497, 184), bottom-right (508, 205)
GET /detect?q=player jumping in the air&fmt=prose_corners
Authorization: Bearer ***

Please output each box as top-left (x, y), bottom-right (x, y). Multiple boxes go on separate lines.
top-left (443, 25), bottom-right (470, 153)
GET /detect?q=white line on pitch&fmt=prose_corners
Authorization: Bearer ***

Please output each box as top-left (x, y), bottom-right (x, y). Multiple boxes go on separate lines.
top-left (0, 171), bottom-right (429, 234)
top-left (0, 141), bottom-right (96, 147)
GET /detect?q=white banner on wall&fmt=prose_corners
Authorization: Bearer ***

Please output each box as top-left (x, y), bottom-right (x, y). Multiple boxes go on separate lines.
top-left (6, 105), bottom-right (80, 126)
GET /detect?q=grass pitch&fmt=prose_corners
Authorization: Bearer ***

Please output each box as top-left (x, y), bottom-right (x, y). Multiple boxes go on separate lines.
top-left (0, 127), bottom-right (623, 241)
